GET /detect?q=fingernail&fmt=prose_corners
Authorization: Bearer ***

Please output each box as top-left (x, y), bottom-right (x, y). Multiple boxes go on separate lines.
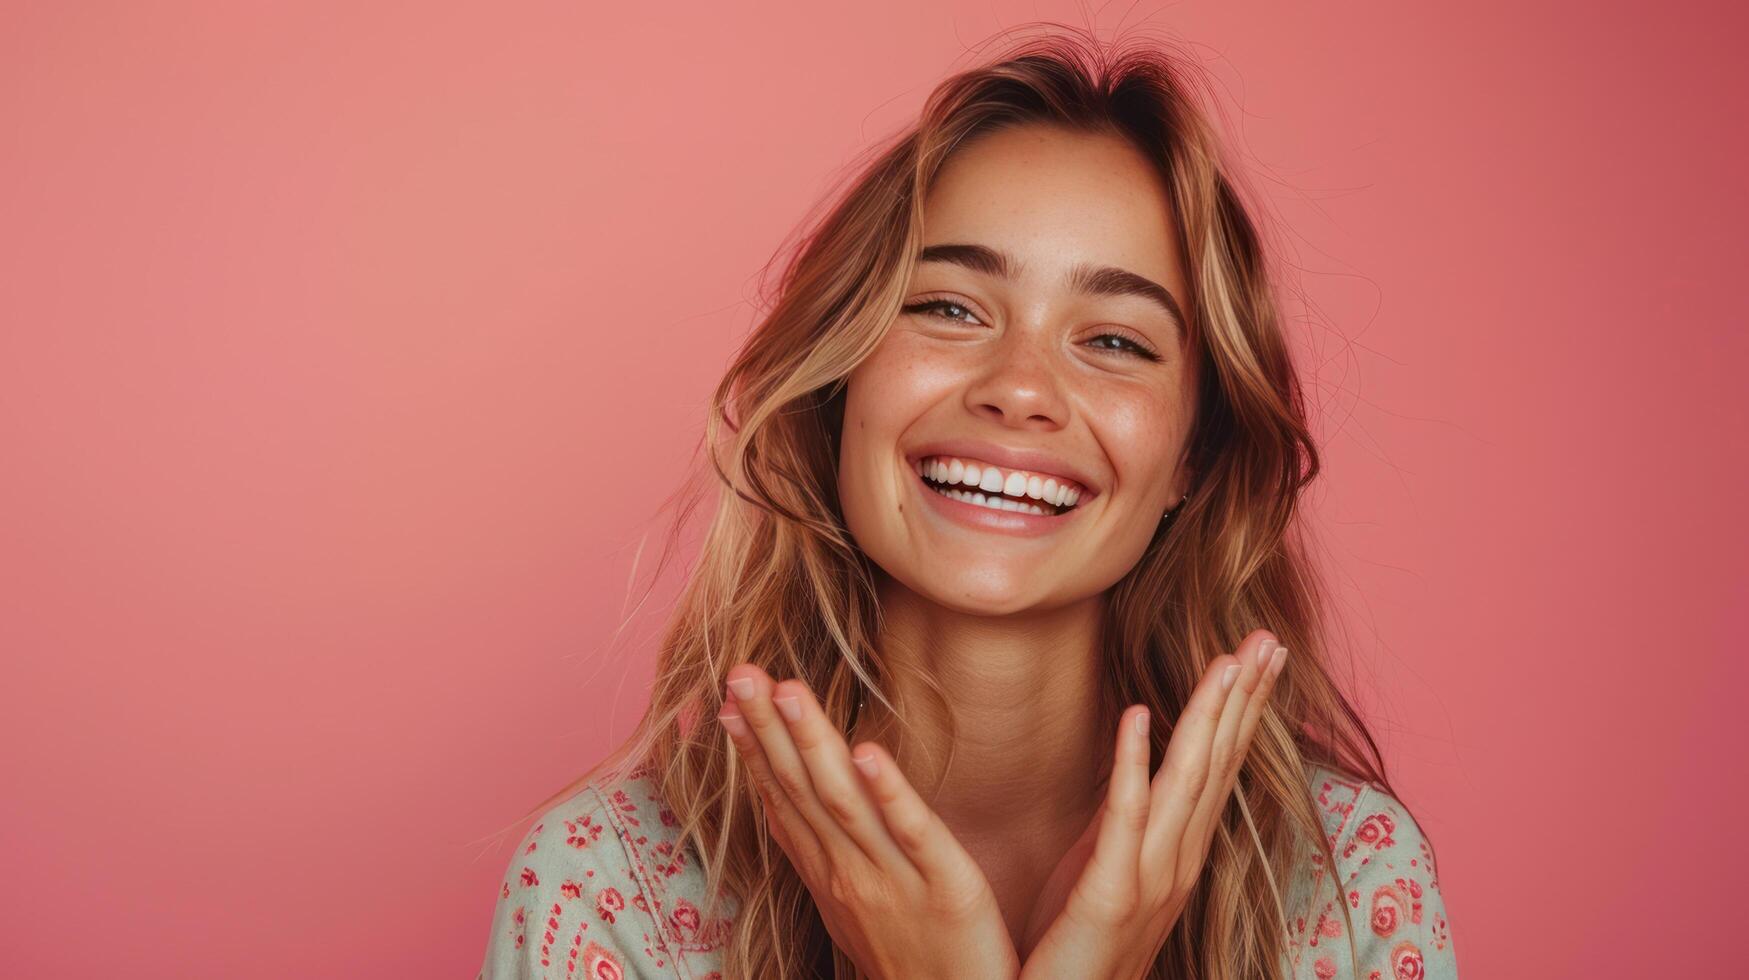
top-left (717, 703), bottom-right (748, 737)
top-left (727, 677), bottom-right (755, 700)
top-left (774, 695), bottom-right (801, 721)
top-left (1134, 709), bottom-right (1149, 736)
top-left (1271, 646), bottom-right (1288, 674)
top-left (852, 750), bottom-right (878, 778)
top-left (1256, 638), bottom-right (1277, 668)
top-left (1222, 664), bottom-right (1240, 690)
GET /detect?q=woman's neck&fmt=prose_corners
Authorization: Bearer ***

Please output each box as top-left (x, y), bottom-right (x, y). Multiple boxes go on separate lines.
top-left (852, 573), bottom-right (1119, 844)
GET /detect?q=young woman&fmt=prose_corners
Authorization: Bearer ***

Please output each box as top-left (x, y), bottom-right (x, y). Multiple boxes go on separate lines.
top-left (479, 28), bottom-right (1457, 980)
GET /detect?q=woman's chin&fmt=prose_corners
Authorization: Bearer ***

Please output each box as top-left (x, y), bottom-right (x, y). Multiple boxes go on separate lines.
top-left (910, 574), bottom-right (1071, 618)
top-left (867, 545), bottom-right (1095, 617)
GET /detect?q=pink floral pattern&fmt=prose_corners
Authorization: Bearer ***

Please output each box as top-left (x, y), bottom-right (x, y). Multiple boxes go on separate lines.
top-left (478, 761), bottom-right (1455, 978)
top-left (477, 760), bottom-right (736, 980)
top-left (1285, 766), bottom-right (1458, 978)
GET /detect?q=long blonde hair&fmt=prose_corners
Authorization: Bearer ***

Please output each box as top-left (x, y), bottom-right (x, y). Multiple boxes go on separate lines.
top-left (517, 24), bottom-right (1428, 978)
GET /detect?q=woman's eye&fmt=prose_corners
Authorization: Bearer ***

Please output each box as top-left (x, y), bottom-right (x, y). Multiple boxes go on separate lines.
top-left (902, 299), bottom-right (983, 325)
top-left (1086, 332), bottom-right (1160, 361)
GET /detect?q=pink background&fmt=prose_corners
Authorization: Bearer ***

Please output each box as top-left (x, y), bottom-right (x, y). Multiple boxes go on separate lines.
top-left (3, 2), bottom-right (1743, 976)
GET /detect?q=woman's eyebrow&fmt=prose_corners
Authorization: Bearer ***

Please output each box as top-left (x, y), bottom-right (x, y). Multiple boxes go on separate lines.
top-left (917, 242), bottom-right (1187, 335)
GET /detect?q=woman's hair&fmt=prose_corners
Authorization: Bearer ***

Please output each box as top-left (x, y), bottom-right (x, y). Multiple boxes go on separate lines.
top-left (516, 23), bottom-right (1430, 979)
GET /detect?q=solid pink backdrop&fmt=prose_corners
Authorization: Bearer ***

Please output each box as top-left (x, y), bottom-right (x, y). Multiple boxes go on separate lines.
top-left (2, 2), bottom-right (1743, 977)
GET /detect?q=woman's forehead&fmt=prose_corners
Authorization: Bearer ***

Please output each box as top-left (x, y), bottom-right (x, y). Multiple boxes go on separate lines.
top-left (920, 124), bottom-right (1185, 291)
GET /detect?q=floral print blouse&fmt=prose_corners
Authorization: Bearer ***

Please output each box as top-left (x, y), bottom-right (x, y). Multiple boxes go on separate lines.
top-left (476, 760), bottom-right (1456, 979)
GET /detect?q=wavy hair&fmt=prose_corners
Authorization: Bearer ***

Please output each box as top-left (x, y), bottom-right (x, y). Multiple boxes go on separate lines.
top-left (515, 23), bottom-right (1430, 979)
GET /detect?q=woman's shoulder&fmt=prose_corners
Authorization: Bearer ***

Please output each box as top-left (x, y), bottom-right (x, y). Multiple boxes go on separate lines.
top-left (1284, 762), bottom-right (1459, 978)
top-left (476, 763), bottom-right (734, 980)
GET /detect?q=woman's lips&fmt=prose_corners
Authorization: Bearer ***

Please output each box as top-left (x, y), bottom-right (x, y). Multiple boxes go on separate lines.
top-left (905, 440), bottom-right (1100, 502)
top-left (911, 463), bottom-right (1084, 537)
top-left (912, 453), bottom-right (1085, 510)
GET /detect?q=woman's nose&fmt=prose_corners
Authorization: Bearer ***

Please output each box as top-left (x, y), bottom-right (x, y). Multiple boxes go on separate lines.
top-left (962, 332), bottom-right (1069, 430)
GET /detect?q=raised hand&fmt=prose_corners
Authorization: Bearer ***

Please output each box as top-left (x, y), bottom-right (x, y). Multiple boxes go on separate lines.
top-left (717, 665), bottom-right (1021, 980)
top-left (1017, 630), bottom-right (1287, 979)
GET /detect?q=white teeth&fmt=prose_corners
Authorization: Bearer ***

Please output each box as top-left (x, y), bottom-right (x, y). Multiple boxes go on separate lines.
top-left (915, 453), bottom-right (1086, 513)
top-left (939, 486), bottom-right (1046, 515)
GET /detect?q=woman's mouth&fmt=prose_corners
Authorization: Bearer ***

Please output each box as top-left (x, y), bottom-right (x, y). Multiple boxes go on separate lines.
top-left (912, 454), bottom-right (1084, 517)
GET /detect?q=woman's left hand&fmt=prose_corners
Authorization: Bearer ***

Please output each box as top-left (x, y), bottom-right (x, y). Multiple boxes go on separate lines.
top-left (1017, 630), bottom-right (1287, 980)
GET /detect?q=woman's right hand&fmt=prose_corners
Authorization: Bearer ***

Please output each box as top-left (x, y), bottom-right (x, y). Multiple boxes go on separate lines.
top-left (718, 664), bottom-right (1020, 980)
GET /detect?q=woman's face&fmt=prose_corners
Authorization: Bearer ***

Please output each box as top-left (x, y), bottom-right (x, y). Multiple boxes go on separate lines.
top-left (839, 122), bottom-right (1198, 616)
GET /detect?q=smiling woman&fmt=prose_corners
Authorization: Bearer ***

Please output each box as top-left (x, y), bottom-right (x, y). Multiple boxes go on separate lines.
top-left (479, 25), bottom-right (1456, 980)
